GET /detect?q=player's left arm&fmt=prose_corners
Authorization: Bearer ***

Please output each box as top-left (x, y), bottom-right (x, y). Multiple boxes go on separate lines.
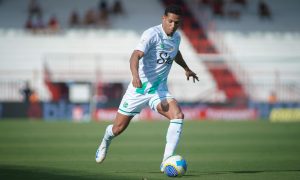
top-left (174, 50), bottom-right (199, 83)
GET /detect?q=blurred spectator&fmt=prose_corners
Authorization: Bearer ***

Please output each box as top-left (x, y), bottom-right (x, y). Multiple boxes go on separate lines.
top-left (28, 0), bottom-right (42, 21)
top-left (47, 15), bottom-right (60, 33)
top-left (21, 81), bottom-right (32, 103)
top-left (29, 90), bottom-right (39, 103)
top-left (258, 0), bottom-right (272, 20)
top-left (69, 10), bottom-right (80, 27)
top-left (212, 0), bottom-right (224, 17)
top-left (98, 0), bottom-right (107, 12)
top-left (28, 90), bottom-right (42, 119)
top-left (268, 91), bottom-right (277, 104)
top-left (25, 18), bottom-right (34, 30)
top-left (112, 0), bottom-right (124, 15)
top-left (98, 0), bottom-right (109, 26)
top-left (84, 8), bottom-right (97, 26)
top-left (24, 15), bottom-right (45, 33)
top-left (34, 17), bottom-right (45, 32)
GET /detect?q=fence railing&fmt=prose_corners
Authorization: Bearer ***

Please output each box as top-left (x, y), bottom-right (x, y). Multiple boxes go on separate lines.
top-left (1, 63), bottom-right (299, 103)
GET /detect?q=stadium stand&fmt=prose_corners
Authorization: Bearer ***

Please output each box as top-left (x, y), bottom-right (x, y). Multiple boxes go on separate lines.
top-left (0, 0), bottom-right (299, 104)
top-left (185, 0), bottom-right (300, 102)
top-left (0, 0), bottom-right (219, 103)
top-left (0, 0), bottom-right (300, 121)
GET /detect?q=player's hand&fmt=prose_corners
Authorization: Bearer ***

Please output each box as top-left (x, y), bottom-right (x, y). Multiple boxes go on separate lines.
top-left (185, 69), bottom-right (199, 83)
top-left (132, 76), bottom-right (142, 88)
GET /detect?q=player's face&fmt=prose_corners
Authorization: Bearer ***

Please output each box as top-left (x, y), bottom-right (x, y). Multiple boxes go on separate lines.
top-left (162, 13), bottom-right (181, 36)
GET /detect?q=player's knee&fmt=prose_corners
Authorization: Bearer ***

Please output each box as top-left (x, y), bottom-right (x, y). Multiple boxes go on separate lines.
top-left (173, 111), bottom-right (184, 119)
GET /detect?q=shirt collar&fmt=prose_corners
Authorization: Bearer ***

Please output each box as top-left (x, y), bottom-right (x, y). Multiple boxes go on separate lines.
top-left (160, 24), bottom-right (173, 40)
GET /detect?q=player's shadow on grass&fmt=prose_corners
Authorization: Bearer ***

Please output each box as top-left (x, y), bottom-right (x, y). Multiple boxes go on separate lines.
top-left (190, 169), bottom-right (300, 176)
top-left (0, 165), bottom-right (134, 180)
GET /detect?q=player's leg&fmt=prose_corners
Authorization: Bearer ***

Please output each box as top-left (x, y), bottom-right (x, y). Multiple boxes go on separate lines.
top-left (96, 86), bottom-right (147, 164)
top-left (96, 113), bottom-right (134, 163)
top-left (157, 99), bottom-right (184, 171)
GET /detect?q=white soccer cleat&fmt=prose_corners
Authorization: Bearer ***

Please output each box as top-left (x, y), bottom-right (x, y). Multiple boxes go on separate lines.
top-left (160, 162), bottom-right (165, 173)
top-left (160, 155), bottom-right (172, 172)
top-left (95, 141), bottom-right (108, 163)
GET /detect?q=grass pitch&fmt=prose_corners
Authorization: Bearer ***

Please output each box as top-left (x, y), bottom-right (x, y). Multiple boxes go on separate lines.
top-left (0, 120), bottom-right (300, 180)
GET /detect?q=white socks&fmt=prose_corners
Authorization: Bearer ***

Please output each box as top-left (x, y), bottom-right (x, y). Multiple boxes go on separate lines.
top-left (163, 119), bottom-right (183, 161)
top-left (101, 124), bottom-right (115, 146)
top-left (101, 121), bottom-right (183, 163)
top-left (96, 124), bottom-right (115, 163)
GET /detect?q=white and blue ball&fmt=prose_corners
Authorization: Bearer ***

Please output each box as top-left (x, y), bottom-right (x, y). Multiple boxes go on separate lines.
top-left (163, 155), bottom-right (187, 177)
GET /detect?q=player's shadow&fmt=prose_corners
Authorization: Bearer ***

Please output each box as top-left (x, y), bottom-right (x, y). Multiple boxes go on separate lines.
top-left (0, 165), bottom-right (134, 180)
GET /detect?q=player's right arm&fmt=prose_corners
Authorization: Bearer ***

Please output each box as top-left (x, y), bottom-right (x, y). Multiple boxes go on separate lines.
top-left (130, 50), bottom-right (144, 88)
top-left (131, 27), bottom-right (155, 88)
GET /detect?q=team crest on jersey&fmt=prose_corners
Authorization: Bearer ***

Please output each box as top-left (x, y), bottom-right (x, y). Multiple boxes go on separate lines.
top-left (160, 43), bottom-right (174, 51)
top-left (161, 41), bottom-right (176, 52)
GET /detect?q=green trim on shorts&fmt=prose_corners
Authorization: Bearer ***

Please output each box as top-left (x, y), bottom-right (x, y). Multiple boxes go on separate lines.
top-left (118, 108), bottom-right (139, 115)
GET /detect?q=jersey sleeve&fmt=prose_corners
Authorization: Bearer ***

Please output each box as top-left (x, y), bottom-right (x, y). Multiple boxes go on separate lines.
top-left (135, 29), bottom-right (156, 54)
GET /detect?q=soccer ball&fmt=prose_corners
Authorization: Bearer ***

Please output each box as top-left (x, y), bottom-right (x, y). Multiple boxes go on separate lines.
top-left (163, 155), bottom-right (187, 177)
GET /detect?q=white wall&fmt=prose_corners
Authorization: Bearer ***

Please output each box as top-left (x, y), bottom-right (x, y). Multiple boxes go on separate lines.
top-left (0, 0), bottom-right (218, 102)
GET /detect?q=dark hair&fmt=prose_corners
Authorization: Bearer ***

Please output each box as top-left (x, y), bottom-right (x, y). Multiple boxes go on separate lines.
top-left (164, 4), bottom-right (182, 16)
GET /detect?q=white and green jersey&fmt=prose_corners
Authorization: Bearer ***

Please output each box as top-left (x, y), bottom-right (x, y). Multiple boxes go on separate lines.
top-left (118, 24), bottom-right (180, 116)
top-left (130, 24), bottom-right (181, 94)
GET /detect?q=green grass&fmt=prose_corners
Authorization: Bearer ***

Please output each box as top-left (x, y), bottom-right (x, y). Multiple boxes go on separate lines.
top-left (0, 120), bottom-right (300, 180)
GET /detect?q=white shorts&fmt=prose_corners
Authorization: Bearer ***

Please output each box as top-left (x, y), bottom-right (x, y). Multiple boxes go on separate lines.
top-left (118, 88), bottom-right (174, 116)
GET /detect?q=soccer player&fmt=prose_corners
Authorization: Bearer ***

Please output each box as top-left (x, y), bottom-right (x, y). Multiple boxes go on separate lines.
top-left (95, 4), bottom-right (199, 172)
